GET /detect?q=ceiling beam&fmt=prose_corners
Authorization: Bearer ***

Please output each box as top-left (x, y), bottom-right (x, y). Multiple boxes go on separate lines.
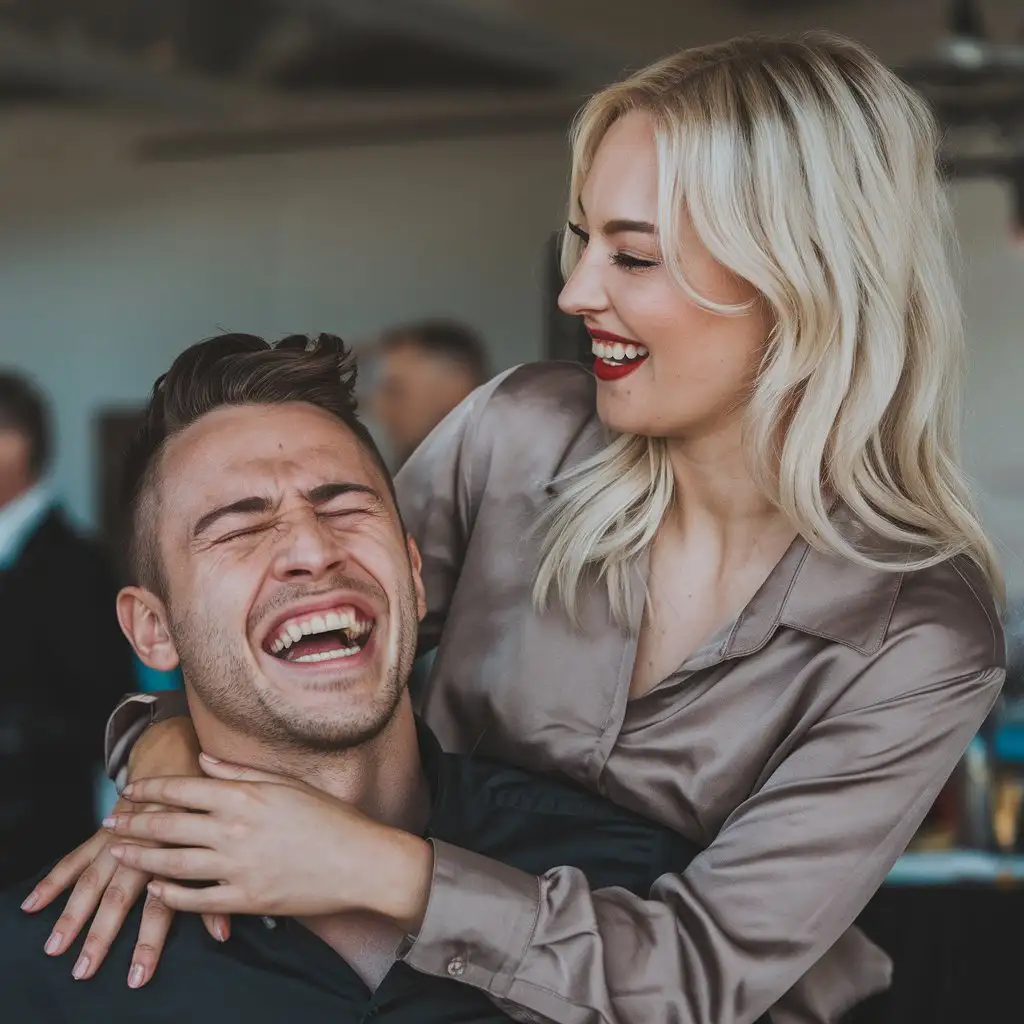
top-left (0, 23), bottom-right (233, 113)
top-left (134, 89), bottom-right (583, 161)
top-left (276, 0), bottom-right (626, 87)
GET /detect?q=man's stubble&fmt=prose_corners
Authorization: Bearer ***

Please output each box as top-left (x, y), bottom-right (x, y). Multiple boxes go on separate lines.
top-left (168, 571), bottom-right (420, 755)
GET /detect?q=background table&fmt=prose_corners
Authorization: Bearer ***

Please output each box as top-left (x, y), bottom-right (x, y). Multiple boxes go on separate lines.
top-left (845, 854), bottom-right (1024, 1024)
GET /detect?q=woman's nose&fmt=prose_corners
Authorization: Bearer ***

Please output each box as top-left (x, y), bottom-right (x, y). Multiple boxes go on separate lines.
top-left (558, 249), bottom-right (609, 318)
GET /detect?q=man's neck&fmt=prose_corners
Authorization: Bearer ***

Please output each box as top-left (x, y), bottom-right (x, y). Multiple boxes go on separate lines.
top-left (187, 694), bottom-right (429, 988)
top-left (188, 694), bottom-right (430, 834)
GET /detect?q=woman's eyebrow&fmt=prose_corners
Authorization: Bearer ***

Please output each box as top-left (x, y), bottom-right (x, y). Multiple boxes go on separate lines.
top-left (603, 218), bottom-right (658, 235)
top-left (575, 198), bottom-right (657, 235)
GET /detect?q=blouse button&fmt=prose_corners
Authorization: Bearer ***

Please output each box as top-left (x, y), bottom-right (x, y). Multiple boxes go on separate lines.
top-left (446, 956), bottom-right (466, 977)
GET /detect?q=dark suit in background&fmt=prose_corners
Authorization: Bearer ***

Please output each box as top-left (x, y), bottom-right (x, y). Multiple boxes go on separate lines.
top-left (0, 508), bottom-right (134, 886)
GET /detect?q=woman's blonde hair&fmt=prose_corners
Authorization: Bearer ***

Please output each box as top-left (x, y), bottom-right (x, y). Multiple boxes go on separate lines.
top-left (535, 31), bottom-right (1004, 624)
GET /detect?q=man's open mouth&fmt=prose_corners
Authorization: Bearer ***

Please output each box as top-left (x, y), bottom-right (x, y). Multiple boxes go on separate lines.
top-left (263, 605), bottom-right (375, 664)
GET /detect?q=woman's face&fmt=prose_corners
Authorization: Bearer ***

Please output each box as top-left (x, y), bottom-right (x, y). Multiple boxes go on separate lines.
top-left (558, 111), bottom-right (769, 441)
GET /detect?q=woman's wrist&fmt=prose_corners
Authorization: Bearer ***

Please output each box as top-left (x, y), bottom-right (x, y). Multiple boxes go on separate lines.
top-left (127, 715), bottom-right (201, 780)
top-left (373, 830), bottom-right (434, 933)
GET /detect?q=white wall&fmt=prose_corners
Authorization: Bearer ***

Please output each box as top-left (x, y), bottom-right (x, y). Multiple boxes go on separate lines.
top-left (1, 109), bottom-right (1021, 594)
top-left (952, 180), bottom-right (1024, 594)
top-left (0, 109), bottom-right (569, 529)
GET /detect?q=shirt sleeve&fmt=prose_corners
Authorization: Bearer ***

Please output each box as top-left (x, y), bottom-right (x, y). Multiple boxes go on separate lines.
top-left (104, 690), bottom-right (190, 787)
top-left (403, 663), bottom-right (1004, 1024)
top-left (395, 367), bottom-right (518, 654)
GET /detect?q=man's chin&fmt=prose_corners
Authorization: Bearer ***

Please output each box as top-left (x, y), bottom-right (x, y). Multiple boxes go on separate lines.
top-left (253, 669), bottom-right (404, 753)
top-left (260, 697), bottom-right (400, 753)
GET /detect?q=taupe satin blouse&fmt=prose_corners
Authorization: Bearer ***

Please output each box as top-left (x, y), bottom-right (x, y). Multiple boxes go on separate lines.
top-left (108, 361), bottom-right (1005, 1024)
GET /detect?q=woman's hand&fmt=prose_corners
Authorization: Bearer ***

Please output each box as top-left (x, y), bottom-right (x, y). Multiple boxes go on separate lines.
top-left (104, 757), bottom-right (434, 931)
top-left (21, 717), bottom-right (229, 987)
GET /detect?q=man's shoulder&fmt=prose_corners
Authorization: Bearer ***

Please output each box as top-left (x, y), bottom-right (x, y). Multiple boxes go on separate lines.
top-left (434, 751), bottom-right (703, 887)
top-left (442, 752), bottom-right (661, 823)
top-left (0, 871), bottom-right (66, 988)
top-left (0, 869), bottom-right (208, 1021)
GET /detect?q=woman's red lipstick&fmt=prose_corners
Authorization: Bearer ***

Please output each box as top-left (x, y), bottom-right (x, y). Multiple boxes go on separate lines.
top-left (588, 329), bottom-right (649, 382)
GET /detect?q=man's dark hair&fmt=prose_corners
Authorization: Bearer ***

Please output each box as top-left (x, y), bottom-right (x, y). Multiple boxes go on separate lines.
top-left (379, 319), bottom-right (490, 385)
top-left (0, 372), bottom-right (51, 479)
top-left (122, 333), bottom-right (397, 595)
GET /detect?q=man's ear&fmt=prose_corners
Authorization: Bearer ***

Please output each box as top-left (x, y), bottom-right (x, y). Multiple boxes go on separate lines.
top-left (406, 536), bottom-right (427, 622)
top-left (116, 586), bottom-right (180, 672)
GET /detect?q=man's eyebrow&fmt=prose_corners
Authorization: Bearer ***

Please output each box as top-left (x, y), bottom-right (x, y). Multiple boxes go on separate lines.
top-left (306, 482), bottom-right (383, 505)
top-left (573, 199), bottom-right (657, 235)
top-left (192, 496), bottom-right (273, 539)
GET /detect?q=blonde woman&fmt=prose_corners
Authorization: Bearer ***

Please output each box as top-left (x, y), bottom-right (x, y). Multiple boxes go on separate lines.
top-left (28, 32), bottom-right (1005, 1024)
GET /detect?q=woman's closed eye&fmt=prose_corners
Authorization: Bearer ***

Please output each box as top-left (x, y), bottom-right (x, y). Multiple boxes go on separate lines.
top-left (610, 252), bottom-right (660, 271)
top-left (566, 222), bottom-right (661, 272)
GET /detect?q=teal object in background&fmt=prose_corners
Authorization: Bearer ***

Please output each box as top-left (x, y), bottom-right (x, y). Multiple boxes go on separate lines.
top-left (994, 722), bottom-right (1024, 764)
top-left (132, 656), bottom-right (183, 691)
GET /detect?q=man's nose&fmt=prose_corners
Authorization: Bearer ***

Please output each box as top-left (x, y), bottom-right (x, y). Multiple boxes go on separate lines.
top-left (270, 514), bottom-right (346, 580)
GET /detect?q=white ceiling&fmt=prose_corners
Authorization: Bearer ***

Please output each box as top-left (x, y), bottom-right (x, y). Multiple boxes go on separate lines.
top-left (452, 0), bottom-right (1024, 67)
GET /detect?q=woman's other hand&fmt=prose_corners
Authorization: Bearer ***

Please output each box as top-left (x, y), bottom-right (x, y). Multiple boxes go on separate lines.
top-left (104, 756), bottom-right (433, 931)
top-left (20, 716), bottom-right (229, 987)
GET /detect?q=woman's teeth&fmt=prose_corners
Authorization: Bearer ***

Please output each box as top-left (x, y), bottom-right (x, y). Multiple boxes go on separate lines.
top-left (592, 340), bottom-right (649, 363)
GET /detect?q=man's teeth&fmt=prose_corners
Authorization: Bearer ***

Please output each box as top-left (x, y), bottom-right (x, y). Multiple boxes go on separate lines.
top-left (269, 606), bottom-right (371, 654)
top-left (592, 340), bottom-right (649, 362)
top-left (293, 647), bottom-right (361, 663)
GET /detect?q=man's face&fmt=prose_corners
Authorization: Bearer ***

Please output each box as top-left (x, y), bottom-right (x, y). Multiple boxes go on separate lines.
top-left (147, 402), bottom-right (424, 752)
top-left (0, 429), bottom-right (33, 509)
top-left (370, 342), bottom-right (476, 462)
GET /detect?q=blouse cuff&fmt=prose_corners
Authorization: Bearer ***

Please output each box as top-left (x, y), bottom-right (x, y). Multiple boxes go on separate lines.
top-left (401, 839), bottom-right (541, 999)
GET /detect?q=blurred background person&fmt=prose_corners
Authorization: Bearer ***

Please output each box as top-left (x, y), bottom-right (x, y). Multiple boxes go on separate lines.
top-left (365, 319), bottom-right (490, 698)
top-left (0, 372), bottom-right (134, 886)
top-left (369, 319), bottom-right (490, 468)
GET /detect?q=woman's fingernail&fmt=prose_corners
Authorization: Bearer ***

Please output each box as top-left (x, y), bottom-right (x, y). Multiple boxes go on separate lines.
top-left (21, 891), bottom-right (39, 912)
top-left (101, 817), bottom-right (117, 829)
top-left (122, 784), bottom-right (134, 799)
top-left (128, 964), bottom-right (145, 989)
top-left (214, 920), bottom-right (227, 942)
top-left (200, 752), bottom-right (221, 764)
top-left (45, 932), bottom-right (63, 955)
top-left (148, 882), bottom-right (163, 900)
top-left (72, 955), bottom-right (90, 980)
top-left (110, 845), bottom-right (125, 859)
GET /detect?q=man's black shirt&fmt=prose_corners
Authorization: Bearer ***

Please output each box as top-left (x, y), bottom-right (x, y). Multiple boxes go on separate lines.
top-left (1, 723), bottom-right (702, 1023)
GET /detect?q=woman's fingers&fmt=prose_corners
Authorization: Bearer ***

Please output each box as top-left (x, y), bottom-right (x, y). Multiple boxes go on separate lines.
top-left (122, 776), bottom-right (239, 813)
top-left (22, 830), bottom-right (110, 914)
top-left (124, 890), bottom-right (177, 989)
top-left (202, 913), bottom-right (231, 944)
top-left (69, 863), bottom-right (152, 980)
top-left (110, 844), bottom-right (222, 881)
top-left (147, 881), bottom-right (242, 915)
top-left (42, 845), bottom-right (121, 956)
top-left (104, 809), bottom-right (219, 848)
